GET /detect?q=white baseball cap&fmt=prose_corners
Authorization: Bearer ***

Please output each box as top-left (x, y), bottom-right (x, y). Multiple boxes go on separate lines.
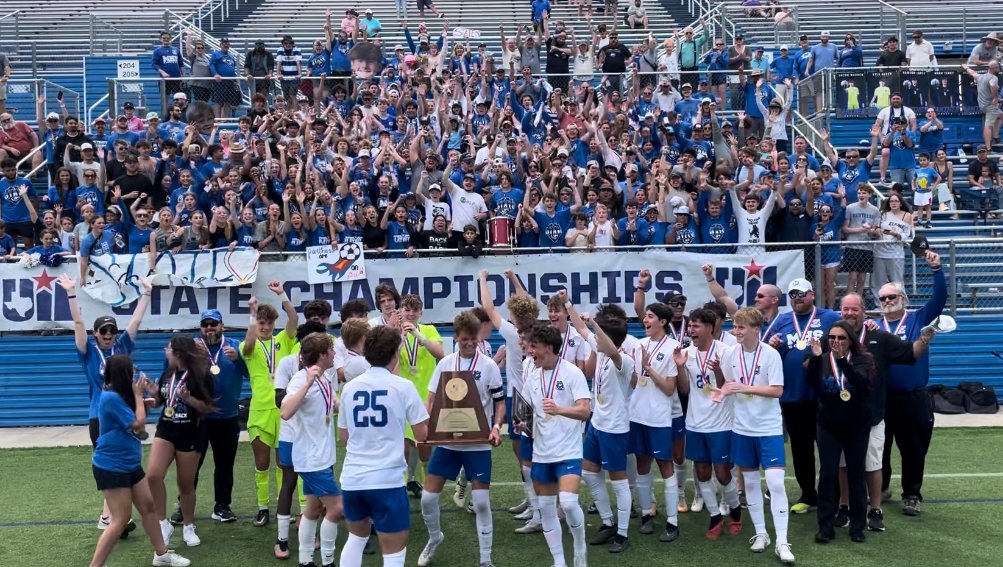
top-left (787, 278), bottom-right (813, 294)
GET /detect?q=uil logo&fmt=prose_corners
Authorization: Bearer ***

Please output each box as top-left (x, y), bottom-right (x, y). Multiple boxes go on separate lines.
top-left (2, 269), bottom-right (73, 323)
top-left (708, 261), bottom-right (788, 309)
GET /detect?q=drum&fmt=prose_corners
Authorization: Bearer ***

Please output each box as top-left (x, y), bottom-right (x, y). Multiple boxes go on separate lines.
top-left (487, 217), bottom-right (513, 248)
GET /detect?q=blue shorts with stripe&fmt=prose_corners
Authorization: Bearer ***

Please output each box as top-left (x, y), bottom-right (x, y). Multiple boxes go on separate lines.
top-left (427, 447), bottom-right (492, 484)
top-left (299, 467), bottom-right (340, 497)
top-left (531, 459), bottom-right (582, 484)
top-left (519, 434), bottom-right (534, 462)
top-left (278, 441), bottom-right (293, 468)
top-left (672, 415), bottom-right (686, 439)
top-left (731, 433), bottom-right (786, 469)
top-left (628, 421), bottom-right (673, 461)
top-left (685, 430), bottom-right (733, 464)
top-left (343, 487), bottom-right (410, 533)
top-left (582, 423), bottom-right (629, 472)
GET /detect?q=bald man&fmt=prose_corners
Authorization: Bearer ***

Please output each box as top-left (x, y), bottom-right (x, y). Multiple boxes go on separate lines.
top-left (702, 263), bottom-right (782, 340)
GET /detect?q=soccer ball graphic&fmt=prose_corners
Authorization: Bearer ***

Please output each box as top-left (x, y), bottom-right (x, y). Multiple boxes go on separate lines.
top-left (340, 242), bottom-right (362, 261)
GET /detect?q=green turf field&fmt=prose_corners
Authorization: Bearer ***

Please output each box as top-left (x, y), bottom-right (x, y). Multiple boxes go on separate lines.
top-left (2, 427), bottom-right (1001, 567)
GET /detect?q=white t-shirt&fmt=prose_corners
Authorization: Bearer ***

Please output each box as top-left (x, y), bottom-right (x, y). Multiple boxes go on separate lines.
top-left (682, 340), bottom-right (733, 433)
top-left (877, 105), bottom-right (917, 135)
top-left (447, 184), bottom-right (487, 233)
top-left (559, 326), bottom-right (592, 367)
top-left (906, 40), bottom-right (935, 67)
top-left (731, 187), bottom-right (777, 256)
top-left (521, 358), bottom-right (591, 463)
top-left (368, 314), bottom-right (388, 328)
top-left (275, 355), bottom-right (300, 444)
top-left (721, 342), bottom-right (784, 437)
top-left (588, 220), bottom-right (616, 248)
top-left (718, 331), bottom-right (738, 346)
top-left (334, 339), bottom-right (348, 370)
top-left (429, 351), bottom-right (504, 452)
top-left (338, 367), bottom-right (429, 490)
top-left (591, 349), bottom-right (634, 434)
top-left (620, 334), bottom-right (642, 402)
top-left (342, 350), bottom-right (371, 382)
top-left (422, 198), bottom-right (452, 231)
top-left (629, 334), bottom-right (680, 427)
top-left (285, 368), bottom-right (339, 473)
top-left (499, 319), bottom-right (526, 397)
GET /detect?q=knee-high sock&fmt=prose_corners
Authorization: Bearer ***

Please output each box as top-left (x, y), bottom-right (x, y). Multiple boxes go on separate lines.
top-left (583, 470), bottom-right (613, 525)
top-left (636, 473), bottom-right (654, 517)
top-left (663, 473), bottom-right (679, 525)
top-left (471, 489), bottom-right (493, 563)
top-left (255, 468), bottom-right (270, 508)
top-left (698, 480), bottom-right (720, 517)
top-left (765, 468), bottom-right (790, 545)
top-left (297, 479), bottom-right (306, 511)
top-left (522, 465), bottom-right (540, 522)
top-left (675, 459), bottom-right (688, 497)
top-left (743, 470), bottom-right (766, 535)
top-left (298, 516), bottom-right (317, 565)
top-left (383, 548), bottom-right (406, 567)
top-left (420, 490), bottom-right (442, 541)
top-left (539, 495), bottom-right (565, 567)
top-left (611, 479), bottom-right (631, 536)
top-left (560, 492), bottom-right (586, 558)
top-left (722, 477), bottom-right (741, 510)
top-left (320, 517), bottom-right (338, 565)
top-left (626, 454), bottom-right (638, 490)
top-left (407, 450), bottom-right (419, 482)
top-left (277, 514), bottom-right (291, 542)
top-left (339, 533), bottom-right (368, 567)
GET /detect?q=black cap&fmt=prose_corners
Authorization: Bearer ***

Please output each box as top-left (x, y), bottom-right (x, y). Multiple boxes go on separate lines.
top-left (662, 291), bottom-right (687, 304)
top-left (93, 315), bottom-right (118, 332)
top-left (123, 102), bottom-right (134, 109)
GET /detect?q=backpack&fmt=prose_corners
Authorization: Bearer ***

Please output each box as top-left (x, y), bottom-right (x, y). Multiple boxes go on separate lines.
top-left (958, 381), bottom-right (1000, 414)
top-left (927, 384), bottom-right (966, 415)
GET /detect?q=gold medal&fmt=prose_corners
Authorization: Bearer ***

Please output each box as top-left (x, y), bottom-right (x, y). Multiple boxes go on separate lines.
top-left (840, 389), bottom-right (851, 402)
top-left (409, 365), bottom-right (418, 375)
top-left (164, 406), bottom-right (175, 418)
top-left (597, 394), bottom-right (605, 405)
top-left (796, 339), bottom-right (807, 350)
top-left (544, 414), bottom-right (553, 421)
top-left (639, 377), bottom-right (649, 387)
top-left (210, 365), bottom-right (220, 376)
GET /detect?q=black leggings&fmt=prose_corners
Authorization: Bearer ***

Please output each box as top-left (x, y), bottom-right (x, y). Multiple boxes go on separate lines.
top-left (194, 416), bottom-right (241, 507)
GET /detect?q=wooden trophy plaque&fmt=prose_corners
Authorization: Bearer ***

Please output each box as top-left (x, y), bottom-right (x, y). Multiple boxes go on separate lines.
top-left (426, 371), bottom-right (490, 444)
top-left (512, 388), bottom-right (534, 436)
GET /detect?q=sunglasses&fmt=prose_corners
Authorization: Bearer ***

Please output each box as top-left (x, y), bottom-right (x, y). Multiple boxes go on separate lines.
top-left (200, 321), bottom-right (220, 328)
top-left (97, 326), bottom-right (117, 335)
top-left (828, 334), bottom-right (849, 341)
top-left (788, 290), bottom-right (808, 298)
top-left (789, 201), bottom-right (803, 206)
top-left (879, 294), bottom-right (900, 303)
top-left (755, 293), bottom-right (772, 299)
top-left (668, 301), bottom-right (686, 308)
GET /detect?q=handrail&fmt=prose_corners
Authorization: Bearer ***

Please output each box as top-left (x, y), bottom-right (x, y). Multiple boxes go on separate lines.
top-left (15, 142), bottom-right (46, 171)
top-left (24, 157), bottom-right (48, 181)
top-left (0, 9), bottom-right (21, 23)
top-left (876, 0), bottom-right (907, 17)
top-left (87, 93), bottom-right (109, 132)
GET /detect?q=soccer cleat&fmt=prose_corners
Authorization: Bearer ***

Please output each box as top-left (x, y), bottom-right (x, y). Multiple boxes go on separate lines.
top-left (514, 519), bottom-right (543, 534)
top-left (706, 514), bottom-right (724, 540)
top-left (169, 506), bottom-right (183, 526)
top-left (274, 539), bottom-right (290, 560)
top-left (609, 534), bottom-right (629, 553)
top-left (211, 504), bottom-right (237, 523)
top-left (182, 524), bottom-right (200, 547)
top-left (639, 514), bottom-right (654, 535)
top-left (749, 533), bottom-right (771, 553)
top-left (677, 496), bottom-right (689, 513)
top-left (119, 519), bottom-right (137, 540)
top-left (902, 497), bottom-right (921, 516)
top-left (586, 502), bottom-right (598, 515)
top-left (254, 508), bottom-right (270, 527)
top-left (775, 542), bottom-right (796, 564)
top-left (728, 507), bottom-right (743, 536)
top-left (417, 535), bottom-right (443, 567)
top-left (690, 493), bottom-right (704, 513)
top-left (152, 550), bottom-right (192, 567)
top-left (513, 508), bottom-right (534, 521)
top-left (834, 505), bottom-right (850, 528)
top-left (160, 520), bottom-right (174, 547)
top-left (588, 523), bottom-right (617, 545)
top-left (453, 481), bottom-right (468, 509)
top-left (466, 502), bottom-right (475, 515)
top-left (659, 522), bottom-right (680, 543)
top-left (867, 508), bottom-right (886, 531)
top-left (479, 563), bottom-right (496, 567)
top-left (407, 480), bottom-right (424, 499)
top-left (508, 499), bottom-right (529, 514)
top-left (789, 501), bottom-right (815, 514)
top-left (738, 490), bottom-right (748, 509)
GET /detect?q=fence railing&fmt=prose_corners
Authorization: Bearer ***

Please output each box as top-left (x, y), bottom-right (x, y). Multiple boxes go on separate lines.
top-left (3, 79), bottom-right (82, 123)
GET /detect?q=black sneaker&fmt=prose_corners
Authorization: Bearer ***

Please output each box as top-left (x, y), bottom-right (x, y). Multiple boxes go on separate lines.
top-left (169, 506), bottom-right (183, 526)
top-left (254, 508), bottom-right (270, 527)
top-left (850, 530), bottom-right (866, 543)
top-left (586, 502), bottom-right (598, 515)
top-left (902, 497), bottom-right (921, 516)
top-left (120, 519), bottom-right (137, 540)
top-left (659, 522), bottom-right (680, 543)
top-left (629, 504), bottom-right (640, 519)
top-left (407, 480), bottom-right (424, 499)
top-left (609, 534), bottom-right (630, 553)
top-left (212, 504), bottom-right (237, 523)
top-left (639, 514), bottom-right (654, 535)
top-left (834, 505), bottom-right (850, 528)
top-left (868, 508), bottom-right (886, 531)
top-left (589, 523), bottom-right (617, 545)
top-left (814, 530), bottom-right (834, 544)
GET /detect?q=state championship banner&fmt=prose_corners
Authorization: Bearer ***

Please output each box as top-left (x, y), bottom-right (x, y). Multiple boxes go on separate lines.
top-left (0, 249), bottom-right (803, 332)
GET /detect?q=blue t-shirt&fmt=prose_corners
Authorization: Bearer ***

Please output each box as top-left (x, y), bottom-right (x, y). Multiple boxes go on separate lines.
top-left (24, 244), bottom-right (67, 260)
top-left (914, 167), bottom-right (938, 194)
top-left (204, 337), bottom-right (246, 419)
top-left (339, 224), bottom-right (364, 245)
top-left (92, 390), bottom-right (141, 473)
top-left (386, 221), bottom-right (412, 253)
top-left (127, 226), bottom-right (154, 254)
top-left (489, 188), bottom-right (524, 220)
top-left (209, 50), bottom-right (238, 76)
top-left (669, 218), bottom-right (699, 245)
top-left (80, 334), bottom-right (137, 419)
top-left (0, 233), bottom-right (15, 254)
top-left (534, 209), bottom-right (572, 249)
top-left (645, 220), bottom-right (669, 246)
top-left (811, 216), bottom-right (843, 265)
top-left (0, 176), bottom-right (37, 224)
top-left (918, 121), bottom-right (944, 154)
top-left (308, 225), bottom-right (332, 246)
top-left (152, 45), bottom-right (184, 77)
top-left (517, 227), bottom-right (540, 248)
top-left (875, 269), bottom-right (947, 391)
top-left (616, 217), bottom-right (651, 246)
top-left (835, 159), bottom-right (872, 203)
top-left (888, 131), bottom-right (917, 169)
top-left (771, 307), bottom-right (840, 403)
top-left (236, 224), bottom-right (257, 247)
top-left (80, 231), bottom-right (116, 259)
top-left (809, 43), bottom-right (838, 72)
top-left (285, 228), bottom-right (307, 252)
top-left (531, 0), bottom-right (551, 21)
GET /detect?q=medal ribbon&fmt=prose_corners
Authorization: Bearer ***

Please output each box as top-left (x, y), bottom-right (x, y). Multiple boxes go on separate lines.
top-left (829, 351), bottom-right (849, 392)
top-left (669, 320), bottom-right (687, 344)
top-left (317, 374), bottom-right (335, 417)
top-left (541, 363), bottom-right (561, 399)
top-left (858, 325), bottom-right (867, 345)
top-left (881, 312), bottom-right (907, 336)
top-left (558, 330), bottom-right (573, 361)
top-left (478, 340), bottom-right (491, 356)
top-left (200, 336), bottom-right (225, 368)
top-left (644, 335), bottom-right (668, 377)
top-left (455, 350), bottom-right (480, 372)
top-left (167, 370), bottom-right (189, 408)
top-left (739, 344), bottom-right (762, 385)
top-left (792, 307), bottom-right (817, 347)
top-left (96, 344), bottom-right (115, 374)
top-left (260, 338), bottom-right (276, 376)
top-left (404, 334), bottom-right (420, 367)
top-left (760, 315), bottom-right (777, 341)
top-left (697, 342), bottom-right (718, 384)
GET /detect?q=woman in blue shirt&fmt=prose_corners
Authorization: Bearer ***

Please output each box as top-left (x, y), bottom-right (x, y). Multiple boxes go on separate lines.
top-left (304, 206), bottom-right (334, 246)
top-left (74, 170), bottom-right (105, 219)
top-left (20, 228), bottom-right (70, 264)
top-left (79, 216), bottom-right (117, 282)
top-left (89, 354), bottom-right (191, 567)
top-left (380, 200), bottom-right (415, 258)
top-left (283, 211), bottom-right (308, 252)
top-left (332, 208), bottom-right (364, 245)
top-left (811, 204), bottom-right (844, 309)
top-left (235, 207), bottom-right (259, 248)
top-left (44, 167), bottom-right (78, 214)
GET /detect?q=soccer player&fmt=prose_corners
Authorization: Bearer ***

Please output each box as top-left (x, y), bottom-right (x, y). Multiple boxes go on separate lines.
top-left (521, 324), bottom-right (592, 567)
top-left (241, 281), bottom-right (299, 527)
top-left (720, 308), bottom-right (794, 564)
top-left (281, 333), bottom-right (344, 567)
top-left (340, 319), bottom-right (373, 382)
top-left (336, 299), bottom-right (372, 384)
top-left (545, 294), bottom-right (592, 372)
top-left (630, 303), bottom-right (682, 541)
top-left (417, 311), bottom-right (505, 567)
top-left (564, 295), bottom-right (635, 554)
top-left (676, 308), bottom-right (743, 538)
top-left (369, 282), bottom-right (401, 328)
top-left (338, 326), bottom-right (430, 567)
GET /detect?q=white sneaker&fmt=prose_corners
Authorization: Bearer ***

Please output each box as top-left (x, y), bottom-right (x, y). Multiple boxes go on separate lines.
top-left (182, 524), bottom-right (200, 547)
top-left (749, 533), bottom-right (771, 553)
top-left (508, 499), bottom-right (529, 514)
top-left (690, 494), bottom-right (704, 513)
top-left (573, 552), bottom-right (588, 567)
top-left (514, 519), bottom-right (543, 534)
top-left (513, 508), bottom-right (534, 521)
top-left (160, 520), bottom-right (174, 547)
top-left (152, 550), bottom-right (191, 566)
top-left (453, 481), bottom-right (468, 508)
top-left (416, 535), bottom-right (443, 567)
top-left (97, 515), bottom-right (111, 530)
top-left (775, 543), bottom-right (795, 564)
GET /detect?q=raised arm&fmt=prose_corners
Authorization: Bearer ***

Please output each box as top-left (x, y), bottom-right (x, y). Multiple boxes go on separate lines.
top-left (477, 269), bottom-right (505, 329)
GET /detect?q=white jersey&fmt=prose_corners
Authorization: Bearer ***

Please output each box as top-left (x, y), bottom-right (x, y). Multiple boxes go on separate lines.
top-left (720, 342), bottom-right (784, 437)
top-left (285, 369), bottom-right (339, 473)
top-left (342, 350), bottom-right (371, 382)
top-left (682, 340), bottom-right (733, 433)
top-left (731, 187), bottom-right (777, 256)
top-left (558, 326), bottom-right (592, 367)
top-left (338, 367), bottom-right (429, 490)
top-left (367, 314), bottom-right (388, 328)
top-left (429, 351), bottom-right (504, 452)
top-left (591, 349), bottom-right (634, 434)
top-left (521, 358), bottom-right (591, 463)
top-left (629, 334), bottom-right (680, 427)
top-left (478, 339), bottom-right (493, 357)
top-left (275, 356), bottom-right (300, 444)
top-left (499, 319), bottom-right (526, 397)
top-left (334, 339), bottom-right (348, 370)
top-left (718, 331), bottom-right (738, 346)
top-left (619, 333), bottom-right (642, 403)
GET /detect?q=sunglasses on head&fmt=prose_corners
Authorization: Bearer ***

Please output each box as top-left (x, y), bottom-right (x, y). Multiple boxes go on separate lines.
top-left (828, 334), bottom-right (849, 341)
top-left (788, 290), bottom-right (808, 298)
top-left (879, 294), bottom-right (900, 303)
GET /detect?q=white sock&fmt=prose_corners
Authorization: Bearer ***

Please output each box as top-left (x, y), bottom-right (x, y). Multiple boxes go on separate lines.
top-left (383, 548), bottom-right (406, 567)
top-left (583, 470), bottom-right (613, 525)
top-left (522, 465), bottom-right (541, 523)
top-left (420, 490), bottom-right (442, 541)
top-left (636, 473), bottom-right (653, 517)
top-left (320, 518), bottom-right (338, 565)
top-left (698, 480), bottom-right (720, 517)
top-left (539, 495), bottom-right (565, 566)
top-left (722, 478), bottom-right (741, 510)
top-left (298, 516), bottom-right (318, 565)
top-left (675, 459), bottom-right (688, 497)
top-left (560, 492), bottom-right (586, 557)
top-left (765, 468), bottom-right (790, 545)
top-left (663, 473), bottom-right (679, 525)
top-left (472, 489), bottom-right (493, 563)
top-left (611, 479), bottom-right (631, 536)
top-left (626, 454), bottom-right (638, 490)
top-left (277, 513), bottom-right (291, 542)
top-left (743, 470), bottom-right (767, 535)
top-left (339, 533), bottom-right (367, 567)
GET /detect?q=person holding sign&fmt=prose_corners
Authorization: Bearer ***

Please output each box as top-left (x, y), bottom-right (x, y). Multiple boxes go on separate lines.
top-left (803, 321), bottom-right (876, 544)
top-left (521, 323), bottom-right (592, 567)
top-left (417, 311), bottom-right (505, 567)
top-left (281, 332), bottom-right (345, 567)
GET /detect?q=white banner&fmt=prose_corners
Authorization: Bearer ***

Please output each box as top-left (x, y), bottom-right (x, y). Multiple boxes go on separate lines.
top-left (452, 27), bottom-right (481, 39)
top-left (82, 248), bottom-right (261, 307)
top-left (305, 244), bottom-right (366, 284)
top-left (0, 250), bottom-right (803, 332)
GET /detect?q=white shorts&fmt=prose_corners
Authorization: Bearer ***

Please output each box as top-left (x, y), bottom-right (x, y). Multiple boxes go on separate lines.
top-left (840, 420), bottom-right (885, 472)
top-left (914, 191), bottom-right (933, 207)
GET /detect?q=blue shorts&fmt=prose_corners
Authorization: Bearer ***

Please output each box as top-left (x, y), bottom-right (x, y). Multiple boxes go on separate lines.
top-left (582, 424), bottom-right (629, 472)
top-left (672, 415), bottom-right (686, 439)
top-left (427, 448), bottom-right (492, 484)
top-left (299, 468), bottom-right (341, 497)
top-left (343, 487), bottom-right (410, 533)
top-left (278, 441), bottom-right (293, 468)
top-left (519, 435), bottom-right (534, 462)
top-left (732, 433), bottom-right (786, 469)
top-left (629, 422), bottom-right (673, 461)
top-left (505, 397), bottom-right (519, 441)
top-left (685, 430), bottom-right (733, 464)
top-left (531, 459), bottom-right (583, 484)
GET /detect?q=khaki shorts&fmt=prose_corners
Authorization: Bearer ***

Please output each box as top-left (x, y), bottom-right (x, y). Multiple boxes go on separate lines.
top-left (984, 104), bottom-right (1002, 128)
top-left (840, 419), bottom-right (885, 472)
